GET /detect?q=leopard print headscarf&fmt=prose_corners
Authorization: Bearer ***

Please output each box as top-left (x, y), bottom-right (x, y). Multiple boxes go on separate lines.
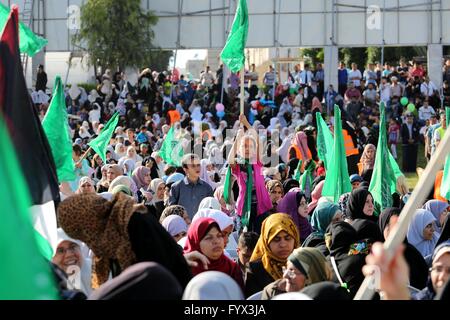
top-left (57, 193), bottom-right (146, 288)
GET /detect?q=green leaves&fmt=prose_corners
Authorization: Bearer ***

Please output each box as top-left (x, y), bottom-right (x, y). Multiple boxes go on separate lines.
top-left (74, 0), bottom-right (159, 70)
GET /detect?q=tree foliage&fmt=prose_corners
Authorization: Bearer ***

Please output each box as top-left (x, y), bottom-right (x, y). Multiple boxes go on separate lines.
top-left (300, 48), bottom-right (324, 66)
top-left (74, 0), bottom-right (161, 72)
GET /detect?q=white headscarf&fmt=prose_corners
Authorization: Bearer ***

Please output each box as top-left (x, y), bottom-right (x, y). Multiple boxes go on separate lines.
top-left (200, 159), bottom-right (217, 190)
top-left (182, 271), bottom-right (244, 300)
top-left (192, 209), bottom-right (233, 231)
top-left (268, 117), bottom-right (279, 133)
top-left (55, 228), bottom-right (92, 296)
top-left (198, 197), bottom-right (222, 211)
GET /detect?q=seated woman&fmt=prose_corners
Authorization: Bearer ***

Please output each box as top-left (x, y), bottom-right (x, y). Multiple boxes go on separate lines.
top-left (161, 215), bottom-right (188, 243)
top-left (76, 177), bottom-right (96, 194)
top-left (346, 188), bottom-right (378, 223)
top-left (183, 217), bottom-right (243, 288)
top-left (357, 144), bottom-right (376, 175)
top-left (57, 193), bottom-right (192, 289)
top-left (303, 201), bottom-right (343, 249)
top-left (145, 178), bottom-right (166, 221)
top-left (407, 209), bottom-right (440, 258)
top-left (245, 213), bottom-right (300, 297)
top-left (276, 191), bottom-right (312, 243)
top-left (52, 228), bottom-right (92, 296)
top-left (261, 247), bottom-right (332, 300)
top-left (266, 180), bottom-right (284, 214)
top-left (423, 200), bottom-right (450, 234)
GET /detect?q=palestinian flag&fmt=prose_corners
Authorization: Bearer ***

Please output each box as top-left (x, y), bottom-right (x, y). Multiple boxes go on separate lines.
top-left (0, 6), bottom-right (59, 259)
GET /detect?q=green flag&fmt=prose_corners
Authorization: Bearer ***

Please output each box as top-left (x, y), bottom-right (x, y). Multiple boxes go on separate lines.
top-left (220, 0), bottom-right (248, 73)
top-left (322, 105), bottom-right (352, 202)
top-left (369, 102), bottom-right (397, 214)
top-left (0, 115), bottom-right (58, 299)
top-left (159, 126), bottom-right (184, 167)
top-left (316, 112), bottom-right (334, 170)
top-left (88, 112), bottom-right (119, 163)
top-left (42, 76), bottom-right (75, 182)
top-left (0, 3), bottom-right (48, 57)
top-left (440, 107), bottom-right (450, 200)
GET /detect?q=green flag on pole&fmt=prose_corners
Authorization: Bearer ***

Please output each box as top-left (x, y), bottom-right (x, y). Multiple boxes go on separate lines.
top-left (220, 0), bottom-right (249, 73)
top-left (0, 3), bottom-right (48, 57)
top-left (369, 102), bottom-right (397, 214)
top-left (42, 76), bottom-right (76, 182)
top-left (159, 126), bottom-right (184, 167)
top-left (322, 105), bottom-right (352, 202)
top-left (316, 112), bottom-right (334, 170)
top-left (0, 115), bottom-right (58, 299)
top-left (440, 107), bottom-right (450, 200)
top-left (88, 112), bottom-right (120, 163)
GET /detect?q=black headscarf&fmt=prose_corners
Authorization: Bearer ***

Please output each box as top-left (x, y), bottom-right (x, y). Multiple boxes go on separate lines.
top-left (142, 156), bottom-right (160, 179)
top-left (282, 178), bottom-right (300, 195)
top-left (378, 207), bottom-right (401, 241)
top-left (301, 281), bottom-right (351, 300)
top-left (347, 188), bottom-right (377, 222)
top-left (127, 211), bottom-right (193, 289)
top-left (89, 262), bottom-right (182, 300)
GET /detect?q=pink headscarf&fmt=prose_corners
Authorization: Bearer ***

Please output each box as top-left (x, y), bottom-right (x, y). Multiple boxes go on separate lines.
top-left (131, 166), bottom-right (151, 189)
top-left (293, 131), bottom-right (312, 161)
top-left (312, 97), bottom-right (323, 113)
top-left (307, 180), bottom-right (325, 215)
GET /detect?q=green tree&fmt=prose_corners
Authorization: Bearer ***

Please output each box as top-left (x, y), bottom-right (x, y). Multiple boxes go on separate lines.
top-left (145, 50), bottom-right (173, 72)
top-left (300, 48), bottom-right (324, 66)
top-left (74, 0), bottom-right (160, 72)
top-left (339, 47), bottom-right (366, 70)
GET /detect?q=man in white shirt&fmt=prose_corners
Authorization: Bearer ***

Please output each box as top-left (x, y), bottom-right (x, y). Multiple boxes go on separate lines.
top-left (420, 76), bottom-right (438, 98)
top-left (200, 66), bottom-right (215, 89)
top-left (379, 77), bottom-right (391, 106)
top-left (298, 64), bottom-right (314, 87)
top-left (418, 99), bottom-right (436, 122)
top-left (348, 63), bottom-right (362, 87)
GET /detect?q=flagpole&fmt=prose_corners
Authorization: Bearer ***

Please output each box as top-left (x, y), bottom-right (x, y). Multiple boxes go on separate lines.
top-left (76, 147), bottom-right (92, 166)
top-left (240, 66), bottom-right (245, 115)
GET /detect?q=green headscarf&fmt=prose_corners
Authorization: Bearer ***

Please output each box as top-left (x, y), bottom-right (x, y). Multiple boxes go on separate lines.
top-left (288, 247), bottom-right (330, 285)
top-left (310, 201), bottom-right (341, 237)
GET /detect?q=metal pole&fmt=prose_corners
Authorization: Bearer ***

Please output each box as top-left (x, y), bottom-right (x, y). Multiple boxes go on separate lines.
top-left (240, 66), bottom-right (245, 115)
top-left (381, 0), bottom-right (386, 67)
top-left (171, 0), bottom-right (183, 100)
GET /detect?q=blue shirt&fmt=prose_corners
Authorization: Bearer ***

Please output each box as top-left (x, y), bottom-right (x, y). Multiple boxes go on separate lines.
top-left (338, 68), bottom-right (348, 85)
top-left (168, 177), bottom-right (214, 218)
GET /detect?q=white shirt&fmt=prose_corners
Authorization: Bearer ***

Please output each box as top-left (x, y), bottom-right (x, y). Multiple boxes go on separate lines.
top-left (348, 69), bottom-right (362, 87)
top-left (379, 83), bottom-right (391, 102)
top-left (418, 106), bottom-right (435, 121)
top-left (200, 71), bottom-right (215, 88)
top-left (89, 109), bottom-right (101, 123)
top-left (420, 81), bottom-right (438, 97)
top-left (298, 70), bottom-right (314, 86)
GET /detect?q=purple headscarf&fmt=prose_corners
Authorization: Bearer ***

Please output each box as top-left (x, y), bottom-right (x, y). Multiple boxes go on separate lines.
top-left (276, 191), bottom-right (313, 242)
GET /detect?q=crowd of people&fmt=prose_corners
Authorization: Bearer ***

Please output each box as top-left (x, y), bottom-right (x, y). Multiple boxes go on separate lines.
top-left (31, 57), bottom-right (450, 300)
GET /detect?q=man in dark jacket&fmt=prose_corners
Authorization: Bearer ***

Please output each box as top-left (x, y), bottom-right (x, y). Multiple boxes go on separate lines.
top-left (400, 112), bottom-right (420, 172)
top-left (35, 64), bottom-right (47, 92)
